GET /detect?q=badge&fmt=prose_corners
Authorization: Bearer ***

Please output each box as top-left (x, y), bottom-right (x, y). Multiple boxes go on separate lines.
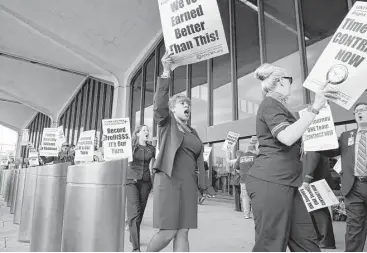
top-left (348, 137), bottom-right (354, 146)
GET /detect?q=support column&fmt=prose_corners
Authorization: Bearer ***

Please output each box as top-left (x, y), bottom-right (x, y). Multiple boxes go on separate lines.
top-left (112, 85), bottom-right (130, 119)
top-left (111, 81), bottom-right (129, 252)
top-left (15, 131), bottom-right (23, 160)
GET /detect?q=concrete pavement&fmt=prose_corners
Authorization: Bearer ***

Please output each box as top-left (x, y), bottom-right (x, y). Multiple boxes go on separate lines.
top-left (0, 194), bottom-right (352, 252)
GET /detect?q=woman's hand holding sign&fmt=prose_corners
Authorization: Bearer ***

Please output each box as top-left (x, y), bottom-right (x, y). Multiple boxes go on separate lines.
top-left (161, 51), bottom-right (174, 75)
top-left (312, 82), bottom-right (338, 111)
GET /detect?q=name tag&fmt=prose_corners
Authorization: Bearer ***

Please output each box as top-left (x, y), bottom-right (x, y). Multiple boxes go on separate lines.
top-left (348, 137), bottom-right (354, 146)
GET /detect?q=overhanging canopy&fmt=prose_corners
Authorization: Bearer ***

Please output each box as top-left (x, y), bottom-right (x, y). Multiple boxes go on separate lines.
top-left (0, 0), bottom-right (162, 130)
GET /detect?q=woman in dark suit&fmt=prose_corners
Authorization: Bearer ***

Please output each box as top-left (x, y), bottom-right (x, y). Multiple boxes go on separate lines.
top-left (245, 63), bottom-right (336, 251)
top-left (146, 52), bottom-right (206, 252)
top-left (126, 125), bottom-right (155, 252)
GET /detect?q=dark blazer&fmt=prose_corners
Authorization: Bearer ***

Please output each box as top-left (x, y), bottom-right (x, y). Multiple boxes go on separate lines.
top-left (320, 129), bottom-right (357, 196)
top-left (303, 151), bottom-right (331, 184)
top-left (127, 143), bottom-right (155, 181)
top-left (153, 77), bottom-right (206, 189)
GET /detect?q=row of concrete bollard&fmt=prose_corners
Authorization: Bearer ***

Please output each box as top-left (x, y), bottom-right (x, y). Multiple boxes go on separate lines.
top-left (0, 159), bottom-right (128, 252)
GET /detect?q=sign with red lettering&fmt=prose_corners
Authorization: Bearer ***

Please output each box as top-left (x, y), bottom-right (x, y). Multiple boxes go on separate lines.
top-left (158, 0), bottom-right (229, 69)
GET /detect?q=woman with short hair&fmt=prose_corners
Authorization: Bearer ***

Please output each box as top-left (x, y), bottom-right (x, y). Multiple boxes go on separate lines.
top-left (146, 52), bottom-right (206, 252)
top-left (245, 63), bottom-right (336, 251)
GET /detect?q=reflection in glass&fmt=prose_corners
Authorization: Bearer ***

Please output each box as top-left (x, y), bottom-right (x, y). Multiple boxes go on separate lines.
top-left (236, 0), bottom-right (261, 120)
top-left (191, 61), bottom-right (208, 130)
top-left (263, 0), bottom-right (303, 108)
top-left (211, 142), bottom-right (231, 195)
top-left (132, 71), bottom-right (142, 130)
top-left (173, 66), bottom-right (187, 95)
top-left (239, 138), bottom-right (251, 154)
top-left (144, 54), bottom-right (155, 132)
top-left (303, 0), bottom-right (348, 103)
top-left (213, 0), bottom-right (232, 125)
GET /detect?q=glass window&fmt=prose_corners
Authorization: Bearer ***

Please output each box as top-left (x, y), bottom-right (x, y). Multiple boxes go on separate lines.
top-left (213, 0), bottom-right (232, 125)
top-left (239, 138), bottom-right (251, 154)
top-left (173, 66), bottom-right (187, 95)
top-left (235, 0), bottom-right (261, 120)
top-left (303, 0), bottom-right (349, 102)
top-left (191, 61), bottom-right (208, 129)
top-left (263, 0), bottom-right (303, 108)
top-left (132, 71), bottom-right (142, 130)
top-left (144, 54), bottom-right (155, 133)
top-left (211, 142), bottom-right (231, 194)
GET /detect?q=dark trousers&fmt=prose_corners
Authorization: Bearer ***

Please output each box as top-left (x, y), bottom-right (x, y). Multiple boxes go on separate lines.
top-left (234, 185), bottom-right (241, 211)
top-left (344, 180), bottom-right (367, 252)
top-left (246, 176), bottom-right (320, 252)
top-left (126, 180), bottom-right (152, 251)
top-left (310, 207), bottom-right (335, 247)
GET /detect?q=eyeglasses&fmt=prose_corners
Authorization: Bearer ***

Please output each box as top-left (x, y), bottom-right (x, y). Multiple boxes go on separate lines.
top-left (281, 76), bottom-right (293, 85)
top-left (354, 107), bottom-right (367, 114)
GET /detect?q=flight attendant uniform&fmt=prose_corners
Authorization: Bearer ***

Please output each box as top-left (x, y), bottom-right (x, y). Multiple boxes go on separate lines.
top-left (245, 93), bottom-right (320, 252)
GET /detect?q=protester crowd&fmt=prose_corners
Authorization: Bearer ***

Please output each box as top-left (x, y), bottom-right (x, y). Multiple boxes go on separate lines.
top-left (8, 51), bottom-right (367, 252)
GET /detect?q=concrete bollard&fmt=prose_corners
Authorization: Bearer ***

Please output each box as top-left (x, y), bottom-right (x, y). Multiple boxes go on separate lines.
top-left (61, 159), bottom-right (128, 252)
top-left (30, 163), bottom-right (69, 252)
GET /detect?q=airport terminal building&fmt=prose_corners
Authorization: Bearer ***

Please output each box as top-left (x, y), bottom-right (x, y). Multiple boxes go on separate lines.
top-left (0, 0), bottom-right (364, 194)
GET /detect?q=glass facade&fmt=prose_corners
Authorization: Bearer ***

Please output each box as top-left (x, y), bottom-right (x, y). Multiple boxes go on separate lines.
top-left (128, 0), bottom-right (354, 195)
top-left (22, 112), bottom-right (52, 158)
top-left (58, 78), bottom-right (114, 146)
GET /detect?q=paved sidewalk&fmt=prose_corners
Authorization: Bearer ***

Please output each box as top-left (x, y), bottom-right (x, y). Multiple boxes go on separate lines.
top-left (0, 198), bottom-right (30, 252)
top-left (0, 194), bottom-right (352, 252)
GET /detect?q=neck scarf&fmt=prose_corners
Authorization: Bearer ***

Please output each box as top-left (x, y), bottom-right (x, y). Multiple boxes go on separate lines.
top-left (267, 91), bottom-right (288, 106)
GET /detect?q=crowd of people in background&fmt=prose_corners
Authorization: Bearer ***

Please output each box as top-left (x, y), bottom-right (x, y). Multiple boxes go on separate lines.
top-left (1, 52), bottom-right (364, 252)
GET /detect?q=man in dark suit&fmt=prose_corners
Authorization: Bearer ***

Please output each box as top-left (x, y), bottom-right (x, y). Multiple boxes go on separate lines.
top-left (303, 151), bottom-right (336, 249)
top-left (321, 102), bottom-right (367, 251)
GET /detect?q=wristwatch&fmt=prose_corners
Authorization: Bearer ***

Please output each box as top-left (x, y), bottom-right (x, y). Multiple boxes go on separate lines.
top-left (307, 106), bottom-right (320, 115)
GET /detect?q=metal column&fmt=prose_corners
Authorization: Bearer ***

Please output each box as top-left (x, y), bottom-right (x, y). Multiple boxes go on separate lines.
top-left (61, 159), bottom-right (128, 252)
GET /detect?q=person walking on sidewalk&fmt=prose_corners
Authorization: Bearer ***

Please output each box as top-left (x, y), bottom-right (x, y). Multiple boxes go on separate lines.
top-left (226, 150), bottom-right (244, 212)
top-left (126, 125), bottom-right (156, 252)
top-left (245, 63), bottom-right (337, 252)
top-left (146, 52), bottom-right (206, 252)
top-left (235, 145), bottom-right (257, 219)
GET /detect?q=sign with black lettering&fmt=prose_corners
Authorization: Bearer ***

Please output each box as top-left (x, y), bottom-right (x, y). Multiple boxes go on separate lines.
top-left (300, 104), bottom-right (339, 151)
top-left (303, 1), bottom-right (367, 109)
top-left (57, 126), bottom-right (66, 148)
top-left (28, 148), bottom-right (39, 167)
top-left (221, 131), bottom-right (240, 151)
top-left (39, 128), bottom-right (59, 157)
top-left (250, 136), bottom-right (258, 145)
top-left (102, 118), bottom-right (132, 162)
top-left (158, 0), bottom-right (229, 69)
top-left (75, 130), bottom-right (95, 162)
top-left (299, 179), bottom-right (339, 212)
